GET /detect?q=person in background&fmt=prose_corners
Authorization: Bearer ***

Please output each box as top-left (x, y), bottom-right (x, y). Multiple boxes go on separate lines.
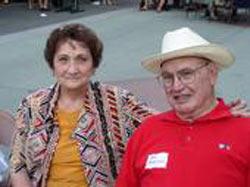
top-left (0, 110), bottom-right (15, 186)
top-left (38, 0), bottom-right (50, 17)
top-left (9, 24), bottom-right (250, 187)
top-left (116, 27), bottom-right (250, 187)
top-left (156, 0), bottom-right (167, 12)
top-left (139, 0), bottom-right (168, 12)
top-left (39, 0), bottom-right (48, 10)
top-left (54, 0), bottom-right (82, 13)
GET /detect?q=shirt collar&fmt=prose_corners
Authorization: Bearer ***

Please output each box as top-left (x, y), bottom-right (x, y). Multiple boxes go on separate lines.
top-left (160, 98), bottom-right (232, 125)
top-left (40, 82), bottom-right (97, 123)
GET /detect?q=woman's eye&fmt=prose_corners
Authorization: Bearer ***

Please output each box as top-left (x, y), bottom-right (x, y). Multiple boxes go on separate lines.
top-left (79, 57), bottom-right (87, 62)
top-left (76, 56), bottom-right (88, 64)
top-left (58, 57), bottom-right (68, 63)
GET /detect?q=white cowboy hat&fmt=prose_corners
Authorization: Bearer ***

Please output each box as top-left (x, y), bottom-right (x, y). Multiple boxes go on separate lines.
top-left (142, 27), bottom-right (235, 73)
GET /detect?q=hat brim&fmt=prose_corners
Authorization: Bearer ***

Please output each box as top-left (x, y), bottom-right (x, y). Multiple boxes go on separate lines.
top-left (142, 44), bottom-right (235, 73)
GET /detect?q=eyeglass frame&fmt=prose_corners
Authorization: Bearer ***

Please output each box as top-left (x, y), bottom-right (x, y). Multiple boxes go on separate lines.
top-left (157, 61), bottom-right (211, 88)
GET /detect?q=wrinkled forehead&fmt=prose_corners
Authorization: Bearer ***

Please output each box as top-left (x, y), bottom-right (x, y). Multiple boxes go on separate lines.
top-left (56, 39), bottom-right (88, 51)
top-left (160, 56), bottom-right (211, 72)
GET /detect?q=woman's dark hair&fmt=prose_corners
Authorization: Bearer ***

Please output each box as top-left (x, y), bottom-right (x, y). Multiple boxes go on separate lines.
top-left (44, 23), bottom-right (103, 69)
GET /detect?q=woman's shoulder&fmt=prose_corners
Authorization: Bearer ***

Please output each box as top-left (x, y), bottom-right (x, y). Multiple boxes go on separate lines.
top-left (27, 84), bottom-right (56, 99)
top-left (96, 82), bottom-right (133, 96)
top-left (95, 81), bottom-right (120, 90)
top-left (95, 81), bottom-right (152, 110)
top-left (21, 84), bottom-right (57, 106)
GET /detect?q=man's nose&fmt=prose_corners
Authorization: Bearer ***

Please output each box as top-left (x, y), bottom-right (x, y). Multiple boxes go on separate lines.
top-left (172, 75), bottom-right (184, 91)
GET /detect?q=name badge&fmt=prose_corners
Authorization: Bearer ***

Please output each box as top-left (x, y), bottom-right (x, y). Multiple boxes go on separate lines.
top-left (145, 152), bottom-right (169, 169)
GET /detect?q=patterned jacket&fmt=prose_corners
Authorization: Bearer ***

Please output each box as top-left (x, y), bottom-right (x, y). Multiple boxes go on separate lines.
top-left (10, 82), bottom-right (155, 187)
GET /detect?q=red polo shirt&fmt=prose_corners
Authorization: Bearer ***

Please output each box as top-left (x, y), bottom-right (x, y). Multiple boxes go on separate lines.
top-left (116, 99), bottom-right (250, 187)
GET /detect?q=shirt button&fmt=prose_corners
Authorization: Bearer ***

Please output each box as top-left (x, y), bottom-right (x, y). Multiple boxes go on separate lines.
top-left (186, 136), bottom-right (192, 141)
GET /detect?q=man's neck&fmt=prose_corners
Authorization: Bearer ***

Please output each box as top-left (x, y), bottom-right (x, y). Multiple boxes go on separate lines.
top-left (177, 97), bottom-right (218, 122)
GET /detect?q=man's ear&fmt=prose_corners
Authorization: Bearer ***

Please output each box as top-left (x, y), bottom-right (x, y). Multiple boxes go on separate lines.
top-left (209, 63), bottom-right (219, 86)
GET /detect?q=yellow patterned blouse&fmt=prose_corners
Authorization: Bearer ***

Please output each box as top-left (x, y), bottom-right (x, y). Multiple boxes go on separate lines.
top-left (47, 108), bottom-right (88, 187)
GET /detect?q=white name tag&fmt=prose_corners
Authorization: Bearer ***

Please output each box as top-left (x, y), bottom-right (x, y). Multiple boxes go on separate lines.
top-left (145, 152), bottom-right (169, 169)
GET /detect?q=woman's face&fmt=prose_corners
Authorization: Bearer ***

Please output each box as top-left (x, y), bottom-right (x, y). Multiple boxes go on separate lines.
top-left (53, 40), bottom-right (95, 91)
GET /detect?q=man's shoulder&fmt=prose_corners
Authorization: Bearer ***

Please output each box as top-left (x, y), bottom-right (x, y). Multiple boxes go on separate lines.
top-left (216, 117), bottom-right (250, 143)
top-left (229, 116), bottom-right (250, 123)
top-left (229, 117), bottom-right (250, 130)
top-left (137, 111), bottom-right (173, 131)
top-left (144, 111), bottom-right (173, 122)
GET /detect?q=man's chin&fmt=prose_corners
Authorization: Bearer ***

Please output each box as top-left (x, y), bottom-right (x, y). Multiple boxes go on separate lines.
top-left (174, 104), bottom-right (194, 115)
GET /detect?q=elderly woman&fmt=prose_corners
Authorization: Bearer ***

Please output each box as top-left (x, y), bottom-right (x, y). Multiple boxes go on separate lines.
top-left (9, 23), bottom-right (155, 187)
top-left (9, 23), bottom-right (250, 187)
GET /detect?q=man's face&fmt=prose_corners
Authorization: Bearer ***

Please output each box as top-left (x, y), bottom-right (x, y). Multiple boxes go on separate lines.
top-left (160, 57), bottom-right (218, 118)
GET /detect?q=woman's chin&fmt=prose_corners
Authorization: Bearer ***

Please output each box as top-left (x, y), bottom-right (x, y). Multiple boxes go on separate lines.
top-left (61, 82), bottom-right (87, 91)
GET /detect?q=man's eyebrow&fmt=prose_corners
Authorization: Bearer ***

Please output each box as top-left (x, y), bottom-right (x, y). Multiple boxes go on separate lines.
top-left (161, 65), bottom-right (198, 75)
top-left (161, 71), bottom-right (172, 76)
top-left (179, 68), bottom-right (194, 71)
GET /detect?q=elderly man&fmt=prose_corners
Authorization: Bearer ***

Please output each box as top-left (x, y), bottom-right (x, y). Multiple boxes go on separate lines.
top-left (116, 27), bottom-right (250, 187)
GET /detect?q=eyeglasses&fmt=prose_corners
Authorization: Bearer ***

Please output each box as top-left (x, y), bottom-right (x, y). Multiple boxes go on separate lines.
top-left (158, 62), bottom-right (210, 88)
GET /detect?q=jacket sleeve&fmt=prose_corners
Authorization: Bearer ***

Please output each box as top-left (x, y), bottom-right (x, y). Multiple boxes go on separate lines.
top-left (119, 87), bottom-right (157, 135)
top-left (9, 97), bottom-right (31, 173)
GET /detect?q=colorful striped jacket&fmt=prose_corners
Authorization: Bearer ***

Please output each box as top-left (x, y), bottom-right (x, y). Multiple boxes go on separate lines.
top-left (10, 82), bottom-right (155, 187)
